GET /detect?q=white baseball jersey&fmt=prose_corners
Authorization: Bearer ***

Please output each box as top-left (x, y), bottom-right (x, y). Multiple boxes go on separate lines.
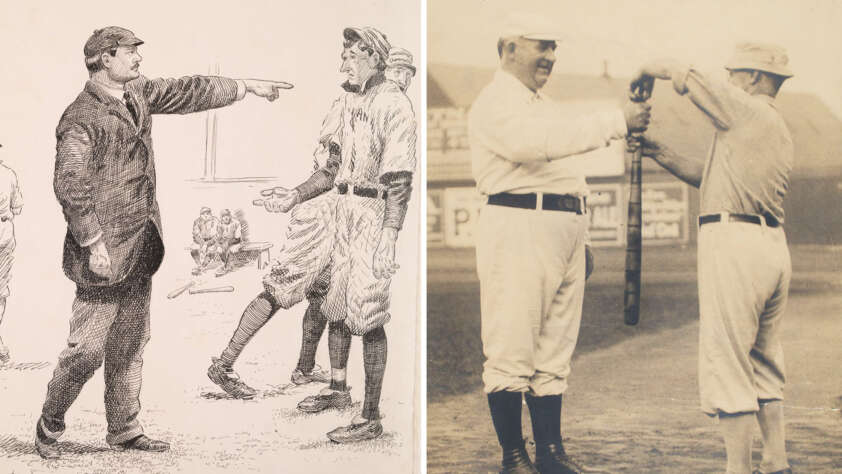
top-left (322, 75), bottom-right (417, 335)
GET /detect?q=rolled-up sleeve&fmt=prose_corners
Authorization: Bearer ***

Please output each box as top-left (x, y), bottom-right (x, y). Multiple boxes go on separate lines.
top-left (471, 95), bottom-right (627, 163)
top-left (54, 125), bottom-right (101, 247)
top-left (134, 75), bottom-right (240, 115)
top-left (672, 65), bottom-right (748, 131)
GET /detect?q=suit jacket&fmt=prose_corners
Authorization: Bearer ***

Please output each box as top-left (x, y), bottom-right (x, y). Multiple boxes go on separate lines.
top-left (54, 75), bottom-right (239, 287)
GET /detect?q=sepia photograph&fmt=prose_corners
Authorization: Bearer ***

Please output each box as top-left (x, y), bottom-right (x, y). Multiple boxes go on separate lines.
top-left (427, 0), bottom-right (842, 473)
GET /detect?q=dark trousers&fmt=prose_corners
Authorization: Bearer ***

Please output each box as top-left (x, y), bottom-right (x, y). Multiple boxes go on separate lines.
top-left (41, 227), bottom-right (162, 445)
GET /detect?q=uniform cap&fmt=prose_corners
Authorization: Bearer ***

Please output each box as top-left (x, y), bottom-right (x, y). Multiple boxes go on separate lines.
top-left (220, 209), bottom-right (231, 217)
top-left (84, 26), bottom-right (144, 58)
top-left (343, 27), bottom-right (391, 63)
top-left (386, 47), bottom-right (415, 73)
top-left (500, 12), bottom-right (564, 42)
top-left (200, 207), bottom-right (211, 215)
top-left (725, 42), bottom-right (793, 78)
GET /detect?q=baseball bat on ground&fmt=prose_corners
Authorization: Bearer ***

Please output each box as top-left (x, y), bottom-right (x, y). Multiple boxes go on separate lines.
top-left (624, 82), bottom-right (653, 326)
top-left (189, 285), bottom-right (235, 295)
top-left (167, 281), bottom-right (196, 299)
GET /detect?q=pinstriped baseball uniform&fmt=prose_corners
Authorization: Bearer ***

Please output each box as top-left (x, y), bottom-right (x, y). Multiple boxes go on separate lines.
top-left (469, 69), bottom-right (627, 396)
top-left (672, 67), bottom-right (794, 415)
top-left (321, 76), bottom-right (416, 335)
top-left (262, 94), bottom-right (347, 308)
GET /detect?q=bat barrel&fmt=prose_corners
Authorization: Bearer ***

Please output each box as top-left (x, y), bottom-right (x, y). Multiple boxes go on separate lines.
top-left (624, 146), bottom-right (643, 326)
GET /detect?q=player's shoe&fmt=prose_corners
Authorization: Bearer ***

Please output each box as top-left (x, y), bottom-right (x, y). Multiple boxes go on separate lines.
top-left (290, 366), bottom-right (331, 385)
top-left (326, 416), bottom-right (383, 444)
top-left (34, 418), bottom-right (61, 460)
top-left (535, 442), bottom-right (588, 474)
top-left (499, 443), bottom-right (539, 474)
top-left (207, 357), bottom-right (257, 400)
top-left (111, 434), bottom-right (170, 452)
top-left (191, 266), bottom-right (202, 276)
top-left (752, 469), bottom-right (793, 474)
top-left (296, 387), bottom-right (351, 413)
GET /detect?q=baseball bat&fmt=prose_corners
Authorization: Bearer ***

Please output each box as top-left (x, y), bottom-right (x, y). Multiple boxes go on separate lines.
top-left (167, 281), bottom-right (196, 299)
top-left (189, 285), bottom-right (235, 294)
top-left (624, 83), bottom-right (652, 326)
top-left (624, 139), bottom-right (643, 326)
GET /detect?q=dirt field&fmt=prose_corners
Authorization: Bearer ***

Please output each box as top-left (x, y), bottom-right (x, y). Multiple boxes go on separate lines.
top-left (0, 180), bottom-right (421, 474)
top-left (427, 245), bottom-right (842, 473)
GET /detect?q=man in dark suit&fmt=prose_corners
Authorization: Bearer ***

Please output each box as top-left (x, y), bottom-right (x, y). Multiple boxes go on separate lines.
top-left (36, 26), bottom-right (292, 459)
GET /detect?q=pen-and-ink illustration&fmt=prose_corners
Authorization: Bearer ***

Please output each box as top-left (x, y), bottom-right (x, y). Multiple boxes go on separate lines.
top-left (0, 1), bottom-right (420, 472)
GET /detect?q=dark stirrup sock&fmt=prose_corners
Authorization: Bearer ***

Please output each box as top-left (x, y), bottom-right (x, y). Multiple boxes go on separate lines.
top-left (219, 291), bottom-right (280, 367)
top-left (361, 327), bottom-right (387, 420)
top-left (295, 300), bottom-right (327, 373)
top-left (328, 322), bottom-right (352, 391)
top-left (525, 393), bottom-right (563, 447)
top-left (487, 390), bottom-right (525, 451)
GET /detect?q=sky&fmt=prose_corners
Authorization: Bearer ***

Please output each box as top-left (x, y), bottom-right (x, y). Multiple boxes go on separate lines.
top-left (429, 0), bottom-right (842, 119)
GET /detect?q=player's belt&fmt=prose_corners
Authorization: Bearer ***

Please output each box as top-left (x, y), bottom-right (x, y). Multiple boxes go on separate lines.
top-left (698, 212), bottom-right (780, 228)
top-left (487, 192), bottom-right (585, 214)
top-left (336, 183), bottom-right (386, 200)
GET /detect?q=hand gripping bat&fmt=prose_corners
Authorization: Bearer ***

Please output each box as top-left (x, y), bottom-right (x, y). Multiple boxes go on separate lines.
top-left (624, 78), bottom-right (654, 326)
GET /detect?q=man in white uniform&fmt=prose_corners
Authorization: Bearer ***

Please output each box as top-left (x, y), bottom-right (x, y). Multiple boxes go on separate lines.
top-left (469, 13), bottom-right (650, 473)
top-left (630, 43), bottom-right (795, 474)
top-left (0, 144), bottom-right (23, 363)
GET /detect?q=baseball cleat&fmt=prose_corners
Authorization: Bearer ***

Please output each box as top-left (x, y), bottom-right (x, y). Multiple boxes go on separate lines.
top-left (290, 366), bottom-right (331, 385)
top-left (0, 344), bottom-right (9, 364)
top-left (296, 388), bottom-right (351, 413)
top-left (35, 420), bottom-right (60, 460)
top-left (112, 434), bottom-right (170, 452)
top-left (326, 417), bottom-right (383, 443)
top-left (500, 444), bottom-right (539, 474)
top-left (752, 469), bottom-right (792, 474)
top-left (207, 357), bottom-right (257, 400)
top-left (535, 442), bottom-right (587, 474)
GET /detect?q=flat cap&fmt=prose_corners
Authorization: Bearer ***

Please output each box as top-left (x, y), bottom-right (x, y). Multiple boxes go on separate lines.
top-left (500, 12), bottom-right (564, 41)
top-left (386, 47), bottom-right (415, 73)
top-left (84, 26), bottom-right (143, 58)
top-left (725, 42), bottom-right (793, 78)
top-left (343, 27), bottom-right (391, 62)
top-left (200, 207), bottom-right (211, 215)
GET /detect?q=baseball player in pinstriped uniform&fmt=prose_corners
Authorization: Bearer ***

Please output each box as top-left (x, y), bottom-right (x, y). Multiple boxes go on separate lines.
top-left (299, 26), bottom-right (416, 443)
top-left (630, 43), bottom-right (795, 474)
top-left (207, 95), bottom-right (347, 399)
top-left (469, 13), bottom-right (650, 474)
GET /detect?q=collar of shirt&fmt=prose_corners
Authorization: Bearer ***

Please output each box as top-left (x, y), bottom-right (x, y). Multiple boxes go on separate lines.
top-left (89, 79), bottom-right (126, 103)
top-left (493, 68), bottom-right (545, 104)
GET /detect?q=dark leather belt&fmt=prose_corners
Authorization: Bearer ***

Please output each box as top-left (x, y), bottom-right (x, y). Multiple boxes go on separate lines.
top-left (487, 192), bottom-right (585, 214)
top-left (698, 213), bottom-right (780, 228)
top-left (336, 183), bottom-right (386, 199)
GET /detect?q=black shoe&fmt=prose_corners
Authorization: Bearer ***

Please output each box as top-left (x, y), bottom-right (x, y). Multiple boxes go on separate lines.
top-left (752, 469), bottom-right (793, 474)
top-left (207, 357), bottom-right (258, 399)
top-left (297, 388), bottom-right (352, 413)
top-left (501, 444), bottom-right (539, 474)
top-left (34, 421), bottom-right (60, 460)
top-left (535, 442), bottom-right (587, 474)
top-left (113, 435), bottom-right (170, 452)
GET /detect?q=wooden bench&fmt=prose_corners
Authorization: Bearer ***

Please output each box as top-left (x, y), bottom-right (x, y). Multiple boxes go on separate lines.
top-left (236, 241), bottom-right (273, 269)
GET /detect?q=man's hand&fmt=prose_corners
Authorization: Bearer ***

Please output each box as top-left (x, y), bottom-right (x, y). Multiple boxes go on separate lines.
top-left (260, 187), bottom-right (300, 213)
top-left (629, 59), bottom-right (683, 97)
top-left (243, 79), bottom-right (294, 102)
top-left (373, 228), bottom-right (399, 280)
top-left (623, 100), bottom-right (651, 133)
top-left (627, 134), bottom-right (664, 158)
top-left (585, 245), bottom-right (594, 281)
top-left (88, 238), bottom-right (112, 278)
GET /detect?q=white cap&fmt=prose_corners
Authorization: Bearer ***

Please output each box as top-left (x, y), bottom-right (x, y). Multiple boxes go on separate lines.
top-left (500, 12), bottom-right (564, 41)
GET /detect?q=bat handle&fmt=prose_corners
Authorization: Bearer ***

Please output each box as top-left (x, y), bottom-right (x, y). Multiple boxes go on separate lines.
top-left (252, 199), bottom-right (265, 206)
top-left (624, 146), bottom-right (643, 326)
